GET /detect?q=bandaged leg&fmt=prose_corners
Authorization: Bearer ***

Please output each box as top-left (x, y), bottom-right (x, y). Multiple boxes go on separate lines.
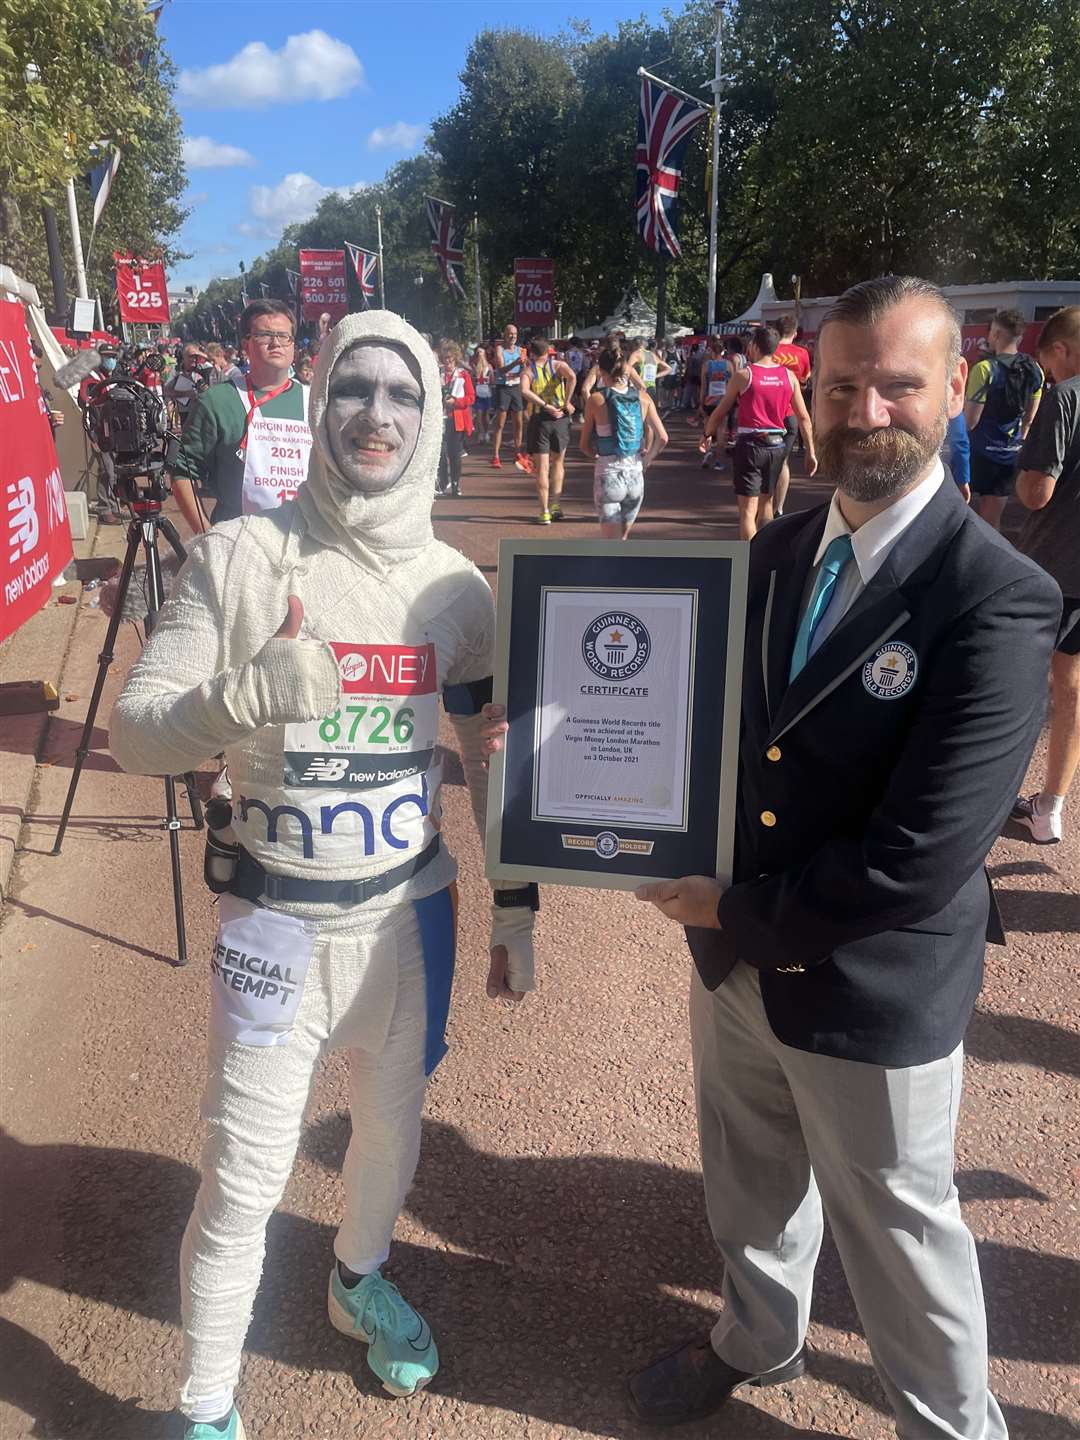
top-left (335, 904), bottom-right (430, 1274)
top-left (178, 969), bottom-right (328, 1420)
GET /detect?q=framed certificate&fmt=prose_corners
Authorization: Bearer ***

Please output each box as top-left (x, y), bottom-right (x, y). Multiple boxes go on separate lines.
top-left (485, 540), bottom-right (748, 890)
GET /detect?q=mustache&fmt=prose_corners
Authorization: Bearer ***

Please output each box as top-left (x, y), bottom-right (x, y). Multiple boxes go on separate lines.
top-left (819, 425), bottom-right (925, 458)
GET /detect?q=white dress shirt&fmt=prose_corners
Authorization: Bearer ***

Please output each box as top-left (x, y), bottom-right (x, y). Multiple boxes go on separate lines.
top-left (805, 461), bottom-right (945, 657)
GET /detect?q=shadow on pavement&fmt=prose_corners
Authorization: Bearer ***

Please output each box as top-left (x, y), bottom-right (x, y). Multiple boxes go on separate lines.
top-left (1, 1124), bottom-right (1075, 1439)
top-left (4, 898), bottom-right (176, 966)
top-left (967, 1008), bottom-right (1080, 1079)
top-left (995, 888), bottom-right (1080, 935)
top-left (35, 718), bottom-right (124, 775)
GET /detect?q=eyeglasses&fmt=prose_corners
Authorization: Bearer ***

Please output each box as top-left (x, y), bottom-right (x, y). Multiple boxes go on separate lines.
top-left (250, 331), bottom-right (295, 345)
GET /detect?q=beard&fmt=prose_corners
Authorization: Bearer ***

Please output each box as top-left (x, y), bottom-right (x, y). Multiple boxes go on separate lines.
top-left (817, 406), bottom-right (948, 503)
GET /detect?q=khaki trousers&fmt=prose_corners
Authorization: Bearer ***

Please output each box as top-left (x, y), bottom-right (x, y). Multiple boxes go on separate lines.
top-left (690, 962), bottom-right (1007, 1439)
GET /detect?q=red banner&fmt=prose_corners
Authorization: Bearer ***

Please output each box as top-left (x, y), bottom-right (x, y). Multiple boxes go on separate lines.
top-left (514, 258), bottom-right (556, 329)
top-left (114, 253), bottom-right (171, 325)
top-left (1, 301), bottom-right (74, 644)
top-left (299, 249), bottom-right (349, 322)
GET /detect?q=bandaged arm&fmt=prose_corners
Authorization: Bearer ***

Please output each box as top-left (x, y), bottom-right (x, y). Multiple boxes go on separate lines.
top-left (110, 539), bottom-right (339, 778)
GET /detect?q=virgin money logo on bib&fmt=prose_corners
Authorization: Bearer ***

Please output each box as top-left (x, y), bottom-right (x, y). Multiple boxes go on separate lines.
top-left (582, 613), bottom-right (651, 681)
top-left (862, 642), bottom-right (917, 699)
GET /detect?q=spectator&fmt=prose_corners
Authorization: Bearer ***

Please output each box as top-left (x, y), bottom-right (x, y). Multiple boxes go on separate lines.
top-left (1011, 305), bottom-right (1080, 844)
top-left (435, 338), bottom-right (475, 497)
top-left (964, 307), bottom-right (1043, 530)
top-left (470, 344), bottom-right (494, 443)
top-left (165, 344), bottom-right (212, 427)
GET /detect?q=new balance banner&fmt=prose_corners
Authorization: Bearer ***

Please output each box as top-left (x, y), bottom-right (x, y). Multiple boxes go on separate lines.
top-left (1, 301), bottom-right (74, 643)
top-left (514, 258), bottom-right (556, 328)
top-left (114, 253), bottom-right (171, 324)
top-left (298, 249), bottom-right (348, 322)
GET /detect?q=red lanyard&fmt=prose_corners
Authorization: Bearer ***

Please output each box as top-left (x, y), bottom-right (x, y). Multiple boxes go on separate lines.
top-left (236, 377), bottom-right (293, 456)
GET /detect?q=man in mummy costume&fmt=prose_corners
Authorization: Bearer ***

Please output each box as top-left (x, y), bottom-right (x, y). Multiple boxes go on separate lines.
top-left (110, 310), bottom-right (537, 1440)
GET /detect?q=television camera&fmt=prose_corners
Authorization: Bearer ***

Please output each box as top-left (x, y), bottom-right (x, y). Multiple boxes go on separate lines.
top-left (81, 350), bottom-right (178, 507)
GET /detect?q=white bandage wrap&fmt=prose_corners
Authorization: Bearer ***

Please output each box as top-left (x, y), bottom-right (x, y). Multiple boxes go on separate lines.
top-left (489, 904), bottom-right (536, 993)
top-left (224, 635), bottom-right (340, 730)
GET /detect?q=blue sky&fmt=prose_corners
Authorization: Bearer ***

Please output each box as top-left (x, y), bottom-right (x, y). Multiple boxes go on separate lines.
top-left (163, 0), bottom-right (670, 293)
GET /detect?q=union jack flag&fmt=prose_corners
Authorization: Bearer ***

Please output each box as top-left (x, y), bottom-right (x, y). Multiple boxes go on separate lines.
top-left (425, 195), bottom-right (466, 297)
top-left (636, 77), bottom-right (709, 259)
top-left (345, 242), bottom-right (379, 307)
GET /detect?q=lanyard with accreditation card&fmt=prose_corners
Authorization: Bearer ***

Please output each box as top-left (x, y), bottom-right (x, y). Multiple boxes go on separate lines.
top-left (235, 377), bottom-right (294, 459)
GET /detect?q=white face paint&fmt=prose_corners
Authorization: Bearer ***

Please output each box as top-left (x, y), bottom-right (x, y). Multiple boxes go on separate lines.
top-left (326, 342), bottom-right (424, 494)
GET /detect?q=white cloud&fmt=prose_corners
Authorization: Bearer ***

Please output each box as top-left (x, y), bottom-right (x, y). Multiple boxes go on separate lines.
top-left (178, 31), bottom-right (364, 109)
top-left (367, 121), bottom-right (425, 153)
top-left (183, 136), bottom-right (256, 169)
top-left (246, 172), bottom-right (363, 237)
top-left (186, 190), bottom-right (210, 206)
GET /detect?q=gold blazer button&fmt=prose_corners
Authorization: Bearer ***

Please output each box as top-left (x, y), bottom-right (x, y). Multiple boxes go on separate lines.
top-left (766, 745), bottom-right (782, 762)
top-left (760, 810), bottom-right (777, 827)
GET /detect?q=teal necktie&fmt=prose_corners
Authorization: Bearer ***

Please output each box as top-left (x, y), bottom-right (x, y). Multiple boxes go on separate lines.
top-left (789, 534), bottom-right (855, 681)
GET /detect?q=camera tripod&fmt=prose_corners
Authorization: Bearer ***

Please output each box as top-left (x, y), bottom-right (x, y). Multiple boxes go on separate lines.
top-left (52, 498), bottom-right (204, 965)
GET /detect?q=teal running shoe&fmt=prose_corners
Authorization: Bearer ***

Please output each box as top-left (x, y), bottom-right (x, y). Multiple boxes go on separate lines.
top-left (328, 1266), bottom-right (438, 1397)
top-left (183, 1410), bottom-right (246, 1440)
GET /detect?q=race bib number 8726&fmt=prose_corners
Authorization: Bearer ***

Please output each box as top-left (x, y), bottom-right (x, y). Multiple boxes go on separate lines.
top-left (284, 642), bottom-right (438, 788)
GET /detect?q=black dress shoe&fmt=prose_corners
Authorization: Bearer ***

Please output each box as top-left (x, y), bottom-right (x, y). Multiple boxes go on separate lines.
top-left (628, 1334), bottom-right (806, 1426)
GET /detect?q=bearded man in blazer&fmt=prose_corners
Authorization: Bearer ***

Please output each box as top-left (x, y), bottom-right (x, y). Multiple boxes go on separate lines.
top-left (633, 276), bottom-right (1061, 1437)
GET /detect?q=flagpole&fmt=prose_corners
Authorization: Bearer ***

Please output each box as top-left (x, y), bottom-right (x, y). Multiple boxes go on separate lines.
top-left (705, 2), bottom-right (723, 332)
top-left (375, 204), bottom-right (386, 309)
top-left (635, 66), bottom-right (712, 109)
top-left (472, 213), bottom-right (483, 344)
top-left (65, 178), bottom-right (90, 300)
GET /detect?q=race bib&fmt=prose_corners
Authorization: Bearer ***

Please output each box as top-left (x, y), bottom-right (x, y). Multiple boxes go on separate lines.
top-left (241, 397), bottom-right (313, 515)
top-left (643, 362), bottom-right (658, 384)
top-left (284, 642), bottom-right (438, 789)
top-left (707, 378), bottom-right (727, 399)
top-left (210, 896), bottom-right (315, 1046)
top-left (475, 382), bottom-right (491, 398)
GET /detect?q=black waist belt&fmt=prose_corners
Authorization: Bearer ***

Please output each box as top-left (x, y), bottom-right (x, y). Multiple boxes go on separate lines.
top-left (230, 836), bottom-right (440, 906)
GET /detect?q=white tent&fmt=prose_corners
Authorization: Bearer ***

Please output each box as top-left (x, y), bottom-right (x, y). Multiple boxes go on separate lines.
top-left (574, 287), bottom-right (693, 341)
top-left (713, 272), bottom-right (780, 332)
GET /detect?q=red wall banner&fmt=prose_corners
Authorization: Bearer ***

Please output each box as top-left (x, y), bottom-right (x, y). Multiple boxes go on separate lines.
top-left (514, 258), bottom-right (556, 329)
top-left (299, 249), bottom-right (349, 322)
top-left (115, 254), bottom-right (171, 325)
top-left (1, 301), bottom-right (74, 644)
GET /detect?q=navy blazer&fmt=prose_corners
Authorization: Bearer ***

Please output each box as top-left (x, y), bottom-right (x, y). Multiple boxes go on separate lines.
top-left (687, 479), bottom-right (1061, 1066)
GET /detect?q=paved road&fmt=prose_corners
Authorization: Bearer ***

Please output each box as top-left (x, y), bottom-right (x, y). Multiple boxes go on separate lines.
top-left (1, 419), bottom-right (1077, 1439)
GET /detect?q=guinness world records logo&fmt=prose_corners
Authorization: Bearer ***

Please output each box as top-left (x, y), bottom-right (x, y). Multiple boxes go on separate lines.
top-left (582, 612), bottom-right (651, 681)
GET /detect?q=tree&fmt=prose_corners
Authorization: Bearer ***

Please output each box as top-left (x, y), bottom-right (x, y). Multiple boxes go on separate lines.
top-left (0, 0), bottom-right (187, 311)
top-left (178, 0), bottom-right (1078, 343)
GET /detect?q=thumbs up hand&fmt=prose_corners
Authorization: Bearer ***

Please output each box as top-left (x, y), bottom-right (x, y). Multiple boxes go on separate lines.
top-left (234, 593), bottom-right (341, 730)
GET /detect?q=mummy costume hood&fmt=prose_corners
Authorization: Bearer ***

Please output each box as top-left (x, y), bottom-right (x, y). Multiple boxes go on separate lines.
top-left (298, 311), bottom-right (442, 564)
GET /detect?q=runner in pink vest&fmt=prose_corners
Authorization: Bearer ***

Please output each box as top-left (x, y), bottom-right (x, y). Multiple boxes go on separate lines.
top-left (702, 325), bottom-right (817, 539)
